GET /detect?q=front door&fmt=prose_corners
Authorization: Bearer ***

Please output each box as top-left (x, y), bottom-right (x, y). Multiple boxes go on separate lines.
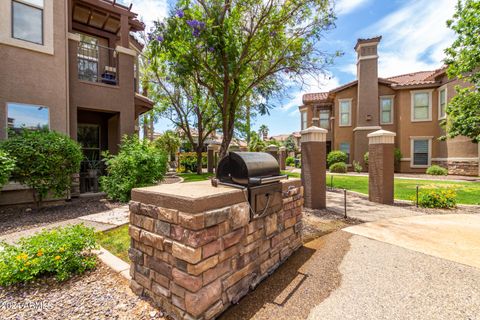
top-left (77, 124), bottom-right (101, 193)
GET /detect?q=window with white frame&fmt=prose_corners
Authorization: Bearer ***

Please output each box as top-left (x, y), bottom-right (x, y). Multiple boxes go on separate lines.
top-left (339, 99), bottom-right (351, 126)
top-left (12, 0), bottom-right (44, 45)
top-left (339, 142), bottom-right (350, 163)
top-left (438, 87), bottom-right (447, 119)
top-left (319, 109), bottom-right (330, 129)
top-left (380, 96), bottom-right (393, 124)
top-left (411, 91), bottom-right (432, 121)
top-left (301, 111), bottom-right (307, 130)
top-left (7, 103), bottom-right (49, 136)
top-left (411, 138), bottom-right (430, 167)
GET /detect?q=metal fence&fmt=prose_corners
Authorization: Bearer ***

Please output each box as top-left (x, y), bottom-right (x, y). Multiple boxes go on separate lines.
top-left (77, 41), bottom-right (118, 85)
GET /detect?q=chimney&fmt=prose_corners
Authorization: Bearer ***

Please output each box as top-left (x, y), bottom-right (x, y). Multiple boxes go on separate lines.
top-left (355, 36), bottom-right (381, 127)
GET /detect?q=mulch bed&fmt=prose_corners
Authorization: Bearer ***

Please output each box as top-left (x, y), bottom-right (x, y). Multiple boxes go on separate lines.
top-left (0, 263), bottom-right (166, 320)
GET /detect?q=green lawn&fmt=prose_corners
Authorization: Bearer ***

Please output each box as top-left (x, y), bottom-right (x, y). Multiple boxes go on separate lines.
top-left (96, 224), bottom-right (130, 262)
top-left (282, 171), bottom-right (480, 205)
top-left (179, 172), bottom-right (214, 182)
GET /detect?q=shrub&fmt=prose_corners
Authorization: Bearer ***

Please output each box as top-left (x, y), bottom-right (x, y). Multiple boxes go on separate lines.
top-left (286, 156), bottom-right (295, 166)
top-left (327, 151), bottom-right (348, 167)
top-left (364, 152), bottom-right (369, 166)
top-left (417, 189), bottom-right (457, 209)
top-left (353, 160), bottom-right (362, 173)
top-left (0, 150), bottom-right (15, 188)
top-left (100, 136), bottom-right (167, 202)
top-left (394, 148), bottom-right (402, 169)
top-left (0, 129), bottom-right (83, 207)
top-left (178, 152), bottom-right (207, 173)
top-left (426, 165), bottom-right (448, 176)
top-left (0, 224), bottom-right (98, 286)
top-left (329, 162), bottom-right (347, 173)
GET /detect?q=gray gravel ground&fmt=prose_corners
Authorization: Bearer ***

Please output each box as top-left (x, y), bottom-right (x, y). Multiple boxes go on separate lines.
top-left (308, 234), bottom-right (480, 320)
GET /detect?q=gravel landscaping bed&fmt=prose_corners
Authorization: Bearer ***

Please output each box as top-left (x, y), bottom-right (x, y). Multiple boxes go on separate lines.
top-left (0, 263), bottom-right (167, 320)
top-left (302, 208), bottom-right (361, 242)
top-left (0, 196), bottom-right (122, 236)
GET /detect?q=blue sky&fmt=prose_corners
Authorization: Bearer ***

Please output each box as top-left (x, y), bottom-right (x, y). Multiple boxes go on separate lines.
top-left (130, 0), bottom-right (457, 136)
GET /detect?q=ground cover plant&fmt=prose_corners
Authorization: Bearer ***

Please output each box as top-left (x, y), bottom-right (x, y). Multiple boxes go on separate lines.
top-left (96, 225), bottom-right (130, 262)
top-left (416, 189), bottom-right (457, 209)
top-left (0, 224), bottom-right (98, 286)
top-left (426, 165), bottom-right (448, 176)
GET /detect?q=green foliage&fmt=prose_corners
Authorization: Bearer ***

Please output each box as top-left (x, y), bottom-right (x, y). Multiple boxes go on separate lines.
top-left (443, 0), bottom-right (480, 142)
top-left (426, 165), bottom-right (448, 176)
top-left (178, 152), bottom-right (207, 173)
top-left (154, 130), bottom-right (181, 157)
top-left (327, 151), bottom-right (348, 167)
top-left (258, 125), bottom-right (269, 140)
top-left (329, 162), bottom-right (347, 173)
top-left (0, 129), bottom-right (82, 206)
top-left (284, 135), bottom-right (297, 153)
top-left (353, 160), bottom-right (362, 173)
top-left (0, 224), bottom-right (98, 286)
top-left (96, 225), bottom-right (130, 262)
top-left (248, 131), bottom-right (267, 152)
top-left (417, 189), bottom-right (457, 209)
top-left (286, 156), bottom-right (295, 167)
top-left (364, 152), bottom-right (369, 166)
top-left (394, 148), bottom-right (402, 167)
top-left (0, 150), bottom-right (15, 188)
top-left (100, 136), bottom-right (167, 202)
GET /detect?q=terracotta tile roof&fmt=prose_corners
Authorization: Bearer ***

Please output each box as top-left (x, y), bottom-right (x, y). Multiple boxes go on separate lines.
top-left (387, 70), bottom-right (439, 87)
top-left (302, 92), bottom-right (329, 103)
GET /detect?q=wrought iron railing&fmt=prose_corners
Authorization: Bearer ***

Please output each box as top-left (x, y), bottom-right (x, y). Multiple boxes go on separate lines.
top-left (77, 41), bottom-right (118, 85)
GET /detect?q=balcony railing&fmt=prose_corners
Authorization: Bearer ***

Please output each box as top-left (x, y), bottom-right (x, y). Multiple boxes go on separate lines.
top-left (77, 41), bottom-right (119, 86)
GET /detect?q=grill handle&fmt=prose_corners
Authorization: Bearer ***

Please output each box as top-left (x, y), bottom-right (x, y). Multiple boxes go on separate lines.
top-left (250, 174), bottom-right (289, 185)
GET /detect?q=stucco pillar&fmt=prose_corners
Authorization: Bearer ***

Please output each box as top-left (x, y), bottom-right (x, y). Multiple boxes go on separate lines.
top-left (301, 126), bottom-right (327, 209)
top-left (266, 145), bottom-right (279, 163)
top-left (279, 146), bottom-right (286, 170)
top-left (367, 130), bottom-right (396, 204)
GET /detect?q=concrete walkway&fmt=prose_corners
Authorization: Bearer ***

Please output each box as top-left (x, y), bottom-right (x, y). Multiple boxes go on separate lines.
top-left (0, 205), bottom-right (129, 244)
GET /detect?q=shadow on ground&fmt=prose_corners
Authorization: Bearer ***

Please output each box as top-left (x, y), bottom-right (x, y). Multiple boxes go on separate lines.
top-left (220, 231), bottom-right (352, 320)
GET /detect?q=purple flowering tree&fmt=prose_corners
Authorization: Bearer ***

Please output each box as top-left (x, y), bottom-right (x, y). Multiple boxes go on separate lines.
top-left (146, 0), bottom-right (337, 158)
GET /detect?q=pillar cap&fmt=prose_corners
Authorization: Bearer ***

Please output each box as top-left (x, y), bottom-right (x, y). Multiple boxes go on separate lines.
top-left (368, 129), bottom-right (396, 144)
top-left (301, 126), bottom-right (327, 142)
top-left (367, 129), bottom-right (396, 138)
top-left (279, 146), bottom-right (286, 151)
top-left (266, 144), bottom-right (279, 150)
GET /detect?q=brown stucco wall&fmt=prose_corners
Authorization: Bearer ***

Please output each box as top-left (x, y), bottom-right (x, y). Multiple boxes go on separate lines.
top-left (333, 86), bottom-right (357, 164)
top-left (0, 0), bottom-right (68, 140)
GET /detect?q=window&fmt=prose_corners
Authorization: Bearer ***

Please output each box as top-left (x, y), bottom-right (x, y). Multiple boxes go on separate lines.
top-left (339, 142), bottom-right (350, 163)
top-left (319, 110), bottom-right (330, 129)
top-left (438, 87), bottom-right (447, 119)
top-left (301, 111), bottom-right (307, 130)
top-left (78, 34), bottom-right (99, 82)
top-left (380, 96), bottom-right (393, 124)
top-left (339, 99), bottom-right (351, 126)
top-left (7, 103), bottom-right (49, 135)
top-left (411, 138), bottom-right (431, 167)
top-left (411, 91), bottom-right (432, 121)
top-left (12, 0), bottom-right (44, 45)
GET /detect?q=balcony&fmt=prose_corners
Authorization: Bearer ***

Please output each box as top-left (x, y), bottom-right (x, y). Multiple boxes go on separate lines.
top-left (77, 40), bottom-right (118, 86)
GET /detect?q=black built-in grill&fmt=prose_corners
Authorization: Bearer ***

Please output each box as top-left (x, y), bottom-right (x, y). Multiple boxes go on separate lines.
top-left (212, 152), bottom-right (287, 219)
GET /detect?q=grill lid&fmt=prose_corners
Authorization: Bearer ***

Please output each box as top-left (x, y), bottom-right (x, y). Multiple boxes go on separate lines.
top-left (216, 152), bottom-right (281, 186)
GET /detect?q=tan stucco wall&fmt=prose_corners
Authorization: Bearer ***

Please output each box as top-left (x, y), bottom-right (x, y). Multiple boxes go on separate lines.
top-left (333, 86), bottom-right (357, 163)
top-left (0, 0), bottom-right (68, 139)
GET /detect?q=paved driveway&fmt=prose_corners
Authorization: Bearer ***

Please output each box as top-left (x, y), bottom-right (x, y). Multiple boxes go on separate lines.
top-left (344, 214), bottom-right (480, 269)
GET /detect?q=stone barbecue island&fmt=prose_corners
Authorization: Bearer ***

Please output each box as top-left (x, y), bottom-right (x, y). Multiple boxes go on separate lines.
top-left (128, 179), bottom-right (304, 319)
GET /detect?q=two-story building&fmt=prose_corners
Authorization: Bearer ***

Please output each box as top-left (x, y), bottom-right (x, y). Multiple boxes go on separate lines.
top-left (300, 36), bottom-right (479, 176)
top-left (0, 0), bottom-right (153, 201)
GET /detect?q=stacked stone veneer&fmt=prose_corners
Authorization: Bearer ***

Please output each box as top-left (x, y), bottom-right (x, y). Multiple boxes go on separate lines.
top-left (128, 179), bottom-right (303, 319)
top-left (432, 160), bottom-right (479, 176)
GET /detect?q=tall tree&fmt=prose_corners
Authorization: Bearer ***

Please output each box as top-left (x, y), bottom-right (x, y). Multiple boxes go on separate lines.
top-left (443, 0), bottom-right (480, 142)
top-left (146, 0), bottom-right (336, 158)
top-left (258, 124), bottom-right (269, 141)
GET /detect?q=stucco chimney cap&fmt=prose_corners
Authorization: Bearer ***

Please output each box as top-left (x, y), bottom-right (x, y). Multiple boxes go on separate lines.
top-left (367, 129), bottom-right (396, 138)
top-left (354, 36), bottom-right (382, 51)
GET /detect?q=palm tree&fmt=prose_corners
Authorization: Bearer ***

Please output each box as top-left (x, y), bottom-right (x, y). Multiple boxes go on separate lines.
top-left (258, 125), bottom-right (269, 141)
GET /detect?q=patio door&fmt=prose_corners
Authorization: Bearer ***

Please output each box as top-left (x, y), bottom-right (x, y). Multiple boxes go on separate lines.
top-left (77, 124), bottom-right (101, 193)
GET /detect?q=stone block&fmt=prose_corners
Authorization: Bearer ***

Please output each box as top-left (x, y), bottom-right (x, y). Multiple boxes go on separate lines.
top-left (245, 228), bottom-right (263, 245)
top-left (260, 253), bottom-right (279, 275)
top-left (204, 300), bottom-right (224, 320)
top-left (155, 220), bottom-right (171, 237)
top-left (140, 230), bottom-right (164, 249)
top-left (129, 201), bottom-right (141, 215)
top-left (153, 271), bottom-right (170, 288)
top-left (203, 239), bottom-right (222, 259)
top-left (152, 281), bottom-right (170, 298)
top-left (203, 259), bottom-right (231, 285)
top-left (140, 203), bottom-right (158, 218)
top-left (133, 214), bottom-right (155, 232)
top-left (170, 282), bottom-right (186, 298)
top-left (205, 207), bottom-right (230, 227)
top-left (185, 280), bottom-right (222, 317)
top-left (219, 243), bottom-right (241, 262)
top-left (178, 212), bottom-right (205, 230)
top-left (185, 225), bottom-right (219, 248)
top-left (223, 228), bottom-right (245, 248)
top-left (175, 258), bottom-right (188, 272)
top-left (128, 225), bottom-right (141, 241)
top-left (226, 273), bottom-right (256, 304)
top-left (172, 242), bottom-right (202, 264)
top-left (172, 294), bottom-right (186, 310)
top-left (157, 207), bottom-right (179, 223)
top-left (146, 256), bottom-right (172, 279)
top-left (265, 213), bottom-right (277, 236)
top-left (135, 263), bottom-right (150, 277)
top-left (187, 255), bottom-right (219, 276)
top-left (223, 262), bottom-right (257, 289)
top-left (134, 273), bottom-right (151, 290)
top-left (294, 221), bottom-right (303, 234)
top-left (247, 218), bottom-right (264, 234)
top-left (170, 224), bottom-right (186, 241)
top-left (128, 247), bottom-right (143, 264)
top-left (218, 221), bottom-right (230, 236)
top-left (230, 203), bottom-right (250, 230)
top-left (285, 216), bottom-right (296, 229)
top-left (133, 241), bottom-right (153, 256)
top-left (172, 268), bottom-right (203, 293)
top-left (130, 279), bottom-right (144, 296)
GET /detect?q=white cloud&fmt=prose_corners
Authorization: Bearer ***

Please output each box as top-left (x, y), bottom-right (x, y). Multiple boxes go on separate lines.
top-left (360, 0), bottom-right (456, 78)
top-left (131, 0), bottom-right (169, 31)
top-left (335, 0), bottom-right (371, 15)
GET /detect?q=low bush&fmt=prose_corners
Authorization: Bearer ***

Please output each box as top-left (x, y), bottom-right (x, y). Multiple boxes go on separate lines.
top-left (364, 152), bottom-right (369, 166)
top-left (0, 129), bottom-right (83, 207)
top-left (286, 156), bottom-right (295, 167)
top-left (417, 189), bottom-right (457, 209)
top-left (353, 160), bottom-right (362, 173)
top-left (0, 224), bottom-right (98, 286)
top-left (329, 162), bottom-right (347, 173)
top-left (100, 136), bottom-right (167, 202)
top-left (0, 150), bottom-right (15, 188)
top-left (426, 165), bottom-right (448, 176)
top-left (327, 151), bottom-right (348, 167)
top-left (178, 152), bottom-right (207, 173)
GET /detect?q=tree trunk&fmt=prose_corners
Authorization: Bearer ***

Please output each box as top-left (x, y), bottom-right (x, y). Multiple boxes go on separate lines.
top-left (196, 147), bottom-right (203, 175)
top-left (246, 102), bottom-right (251, 144)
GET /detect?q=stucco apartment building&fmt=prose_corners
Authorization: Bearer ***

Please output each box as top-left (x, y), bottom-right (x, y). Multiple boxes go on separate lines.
top-left (0, 0), bottom-right (153, 202)
top-left (300, 36), bottom-right (479, 176)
